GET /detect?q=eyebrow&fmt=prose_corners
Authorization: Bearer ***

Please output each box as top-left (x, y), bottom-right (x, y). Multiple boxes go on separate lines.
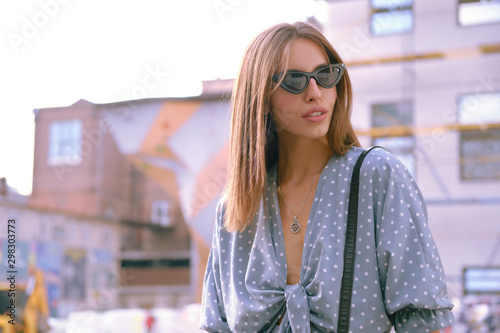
top-left (285, 63), bottom-right (330, 73)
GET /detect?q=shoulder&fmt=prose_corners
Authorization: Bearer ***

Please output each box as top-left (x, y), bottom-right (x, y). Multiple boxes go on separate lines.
top-left (216, 195), bottom-right (227, 217)
top-left (355, 146), bottom-right (409, 171)
top-left (347, 146), bottom-right (414, 183)
top-left (212, 196), bottom-right (228, 237)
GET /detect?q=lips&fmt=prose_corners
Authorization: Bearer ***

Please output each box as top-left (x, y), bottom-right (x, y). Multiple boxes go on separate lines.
top-left (302, 106), bottom-right (328, 118)
top-left (302, 106), bottom-right (328, 123)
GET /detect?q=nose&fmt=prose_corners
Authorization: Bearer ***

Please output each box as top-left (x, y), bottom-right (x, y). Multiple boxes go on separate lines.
top-left (305, 77), bottom-right (321, 101)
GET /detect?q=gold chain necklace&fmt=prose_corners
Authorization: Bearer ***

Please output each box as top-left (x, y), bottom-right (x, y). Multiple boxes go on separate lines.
top-left (277, 152), bottom-right (332, 234)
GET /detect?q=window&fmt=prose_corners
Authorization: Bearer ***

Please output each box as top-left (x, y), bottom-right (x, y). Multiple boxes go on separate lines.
top-left (458, 0), bottom-right (500, 26)
top-left (81, 223), bottom-right (90, 243)
top-left (151, 200), bottom-right (170, 226)
top-left (372, 102), bottom-right (415, 176)
top-left (121, 258), bottom-right (189, 268)
top-left (370, 0), bottom-right (413, 35)
top-left (39, 215), bottom-right (49, 241)
top-left (101, 226), bottom-right (111, 248)
top-left (458, 92), bottom-right (500, 180)
top-left (66, 221), bottom-right (76, 242)
top-left (459, 93), bottom-right (500, 125)
top-left (463, 267), bottom-right (500, 295)
top-left (52, 226), bottom-right (65, 242)
top-left (48, 119), bottom-right (82, 166)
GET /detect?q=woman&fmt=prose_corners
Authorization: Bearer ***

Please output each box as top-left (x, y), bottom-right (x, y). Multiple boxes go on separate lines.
top-left (199, 22), bottom-right (454, 332)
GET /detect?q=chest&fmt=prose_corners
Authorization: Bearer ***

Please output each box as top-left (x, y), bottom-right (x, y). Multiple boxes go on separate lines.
top-left (277, 178), bottom-right (320, 285)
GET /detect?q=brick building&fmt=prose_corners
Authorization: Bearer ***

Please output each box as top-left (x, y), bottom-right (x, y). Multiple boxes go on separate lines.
top-left (26, 96), bottom-right (208, 313)
top-left (24, 78), bottom-right (234, 313)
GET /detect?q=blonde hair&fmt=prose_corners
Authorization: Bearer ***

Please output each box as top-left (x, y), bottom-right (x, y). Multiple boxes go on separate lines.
top-left (223, 22), bottom-right (360, 232)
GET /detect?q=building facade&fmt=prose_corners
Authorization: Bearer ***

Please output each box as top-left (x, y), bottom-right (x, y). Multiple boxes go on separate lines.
top-left (26, 98), bottom-right (196, 314)
top-left (0, 181), bottom-right (120, 318)
top-left (323, 0), bottom-right (500, 299)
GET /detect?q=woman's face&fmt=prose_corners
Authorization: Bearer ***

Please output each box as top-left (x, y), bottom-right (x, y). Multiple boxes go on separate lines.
top-left (270, 38), bottom-right (337, 143)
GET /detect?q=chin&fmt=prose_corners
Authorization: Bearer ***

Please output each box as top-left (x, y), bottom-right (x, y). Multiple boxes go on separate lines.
top-left (279, 123), bottom-right (331, 142)
top-left (310, 124), bottom-right (331, 138)
top-left (299, 128), bottom-right (330, 140)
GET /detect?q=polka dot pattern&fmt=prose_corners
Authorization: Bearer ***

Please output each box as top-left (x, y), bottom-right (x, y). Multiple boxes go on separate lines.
top-left (200, 147), bottom-right (454, 332)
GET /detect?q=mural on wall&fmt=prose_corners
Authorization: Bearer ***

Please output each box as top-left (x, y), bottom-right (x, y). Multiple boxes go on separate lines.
top-left (37, 242), bottom-right (63, 317)
top-left (1, 239), bottom-right (29, 281)
top-left (101, 98), bottom-right (230, 246)
top-left (90, 249), bottom-right (116, 309)
top-left (63, 249), bottom-right (86, 300)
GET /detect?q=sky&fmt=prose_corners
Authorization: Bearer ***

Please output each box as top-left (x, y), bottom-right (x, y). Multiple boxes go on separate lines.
top-left (0, 0), bottom-right (327, 195)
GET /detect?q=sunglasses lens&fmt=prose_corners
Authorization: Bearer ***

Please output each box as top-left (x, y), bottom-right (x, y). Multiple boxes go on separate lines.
top-left (275, 64), bottom-right (344, 94)
top-left (317, 66), bottom-right (338, 87)
top-left (282, 73), bottom-right (308, 93)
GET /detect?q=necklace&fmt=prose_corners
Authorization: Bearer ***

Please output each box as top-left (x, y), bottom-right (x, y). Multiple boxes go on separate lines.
top-left (277, 152), bottom-right (332, 234)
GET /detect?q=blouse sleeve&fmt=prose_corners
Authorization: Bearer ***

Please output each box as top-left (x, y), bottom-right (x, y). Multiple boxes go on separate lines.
top-left (198, 201), bottom-right (231, 332)
top-left (366, 150), bottom-right (455, 332)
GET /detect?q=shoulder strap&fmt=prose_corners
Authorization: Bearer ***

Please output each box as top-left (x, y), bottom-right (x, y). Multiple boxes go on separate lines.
top-left (337, 146), bottom-right (383, 333)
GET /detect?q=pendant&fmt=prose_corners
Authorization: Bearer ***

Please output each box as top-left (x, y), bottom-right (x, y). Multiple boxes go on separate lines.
top-left (290, 217), bottom-right (301, 234)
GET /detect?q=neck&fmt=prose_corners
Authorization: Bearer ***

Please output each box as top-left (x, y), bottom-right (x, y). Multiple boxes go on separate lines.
top-left (277, 135), bottom-right (331, 186)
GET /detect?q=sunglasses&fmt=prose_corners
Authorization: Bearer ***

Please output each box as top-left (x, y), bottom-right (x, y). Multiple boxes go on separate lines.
top-left (272, 63), bottom-right (345, 94)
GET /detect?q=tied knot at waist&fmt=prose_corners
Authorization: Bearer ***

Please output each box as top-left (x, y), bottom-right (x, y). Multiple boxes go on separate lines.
top-left (284, 284), bottom-right (310, 332)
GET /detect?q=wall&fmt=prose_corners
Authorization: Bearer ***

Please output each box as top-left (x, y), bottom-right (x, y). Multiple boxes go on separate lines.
top-left (325, 0), bottom-right (500, 297)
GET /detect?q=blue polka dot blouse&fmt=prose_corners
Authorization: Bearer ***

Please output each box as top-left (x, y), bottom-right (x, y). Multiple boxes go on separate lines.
top-left (200, 147), bottom-right (455, 332)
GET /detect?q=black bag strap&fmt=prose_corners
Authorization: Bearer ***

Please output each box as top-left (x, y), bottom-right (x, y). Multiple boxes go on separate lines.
top-left (337, 146), bottom-right (383, 333)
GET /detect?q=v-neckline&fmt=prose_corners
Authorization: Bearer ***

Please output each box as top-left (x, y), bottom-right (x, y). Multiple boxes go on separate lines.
top-left (271, 156), bottom-right (332, 285)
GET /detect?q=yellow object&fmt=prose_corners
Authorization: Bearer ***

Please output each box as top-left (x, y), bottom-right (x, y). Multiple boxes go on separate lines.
top-left (22, 268), bottom-right (50, 333)
top-left (0, 313), bottom-right (16, 333)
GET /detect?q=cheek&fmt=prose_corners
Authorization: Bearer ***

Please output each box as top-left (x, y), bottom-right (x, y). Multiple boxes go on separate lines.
top-left (329, 87), bottom-right (338, 107)
top-left (270, 93), bottom-right (305, 132)
top-left (269, 92), bottom-right (290, 126)
top-left (270, 90), bottom-right (287, 114)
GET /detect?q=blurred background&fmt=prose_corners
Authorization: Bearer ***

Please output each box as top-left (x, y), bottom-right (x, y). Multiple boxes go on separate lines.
top-left (0, 0), bottom-right (499, 332)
